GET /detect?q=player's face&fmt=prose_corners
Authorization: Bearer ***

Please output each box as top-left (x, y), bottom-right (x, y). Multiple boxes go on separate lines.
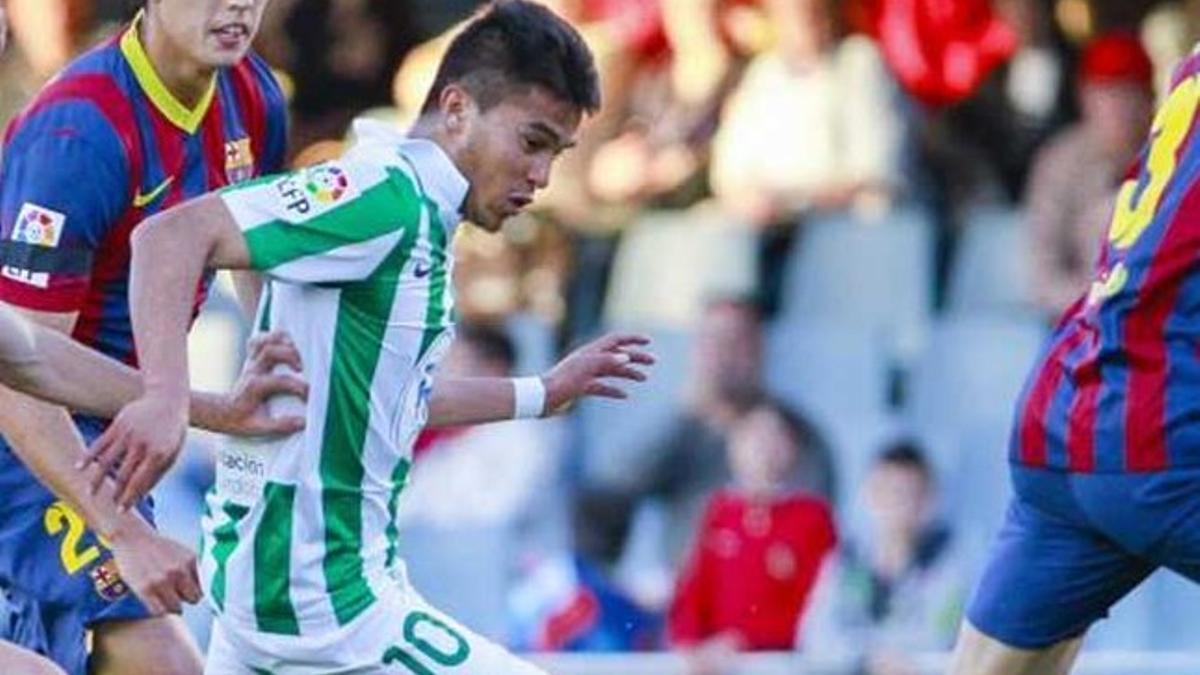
top-left (151, 0), bottom-right (268, 67)
top-left (452, 87), bottom-right (581, 232)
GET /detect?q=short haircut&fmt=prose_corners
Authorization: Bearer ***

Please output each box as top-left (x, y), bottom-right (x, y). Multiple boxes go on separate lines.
top-left (457, 322), bottom-right (517, 372)
top-left (876, 439), bottom-right (933, 480)
top-left (421, 0), bottom-right (601, 116)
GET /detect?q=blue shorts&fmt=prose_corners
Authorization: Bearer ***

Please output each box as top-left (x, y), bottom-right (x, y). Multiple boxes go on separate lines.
top-left (967, 464), bottom-right (1200, 649)
top-left (0, 417), bottom-right (153, 675)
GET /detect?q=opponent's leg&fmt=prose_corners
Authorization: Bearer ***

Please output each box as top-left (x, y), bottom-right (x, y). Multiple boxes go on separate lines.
top-left (0, 639), bottom-right (66, 675)
top-left (949, 619), bottom-right (1083, 675)
top-left (89, 616), bottom-right (202, 675)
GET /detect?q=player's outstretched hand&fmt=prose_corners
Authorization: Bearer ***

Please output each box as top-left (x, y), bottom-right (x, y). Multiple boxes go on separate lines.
top-left (108, 520), bottom-right (201, 615)
top-left (86, 394), bottom-right (186, 511)
top-left (542, 333), bottom-right (655, 413)
top-left (210, 331), bottom-right (308, 437)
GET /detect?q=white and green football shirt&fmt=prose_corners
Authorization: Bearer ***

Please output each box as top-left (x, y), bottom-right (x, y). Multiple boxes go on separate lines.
top-left (198, 120), bottom-right (469, 637)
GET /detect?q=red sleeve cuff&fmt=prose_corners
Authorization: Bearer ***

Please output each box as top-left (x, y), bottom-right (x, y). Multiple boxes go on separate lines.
top-left (0, 276), bottom-right (88, 313)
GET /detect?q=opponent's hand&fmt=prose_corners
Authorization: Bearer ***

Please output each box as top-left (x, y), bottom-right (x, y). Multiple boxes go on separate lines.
top-left (84, 393), bottom-right (187, 511)
top-left (542, 333), bottom-right (655, 414)
top-left (211, 331), bottom-right (308, 437)
top-left (108, 521), bottom-right (201, 615)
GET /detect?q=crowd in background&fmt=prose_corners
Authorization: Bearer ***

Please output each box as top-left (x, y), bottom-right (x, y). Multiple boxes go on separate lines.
top-left (3, 0), bottom-right (1200, 673)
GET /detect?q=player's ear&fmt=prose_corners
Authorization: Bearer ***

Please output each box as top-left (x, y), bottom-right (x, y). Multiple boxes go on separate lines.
top-left (438, 84), bottom-right (477, 138)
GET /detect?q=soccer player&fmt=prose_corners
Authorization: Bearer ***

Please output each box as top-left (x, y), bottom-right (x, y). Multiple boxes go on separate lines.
top-left (99, 2), bottom-right (654, 671)
top-left (949, 47), bottom-right (1200, 675)
top-left (0, 0), bottom-right (286, 673)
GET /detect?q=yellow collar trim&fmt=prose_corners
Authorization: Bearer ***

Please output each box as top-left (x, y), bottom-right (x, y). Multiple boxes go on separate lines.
top-left (120, 11), bottom-right (217, 134)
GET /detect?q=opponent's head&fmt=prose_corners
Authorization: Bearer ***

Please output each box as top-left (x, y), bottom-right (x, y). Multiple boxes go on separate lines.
top-left (144, 0), bottom-right (268, 68)
top-left (417, 0), bottom-right (600, 232)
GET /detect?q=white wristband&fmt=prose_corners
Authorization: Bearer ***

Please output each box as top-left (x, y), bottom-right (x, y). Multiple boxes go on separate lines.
top-left (512, 377), bottom-right (547, 419)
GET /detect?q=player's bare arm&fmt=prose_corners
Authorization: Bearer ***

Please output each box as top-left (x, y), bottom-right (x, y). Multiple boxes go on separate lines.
top-left (84, 193), bottom-right (254, 509)
top-left (427, 333), bottom-right (655, 427)
top-left (0, 303), bottom-right (305, 437)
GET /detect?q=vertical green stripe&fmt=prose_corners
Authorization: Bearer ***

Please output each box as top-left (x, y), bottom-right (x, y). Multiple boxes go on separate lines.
top-left (257, 283), bottom-right (273, 332)
top-left (384, 458), bottom-right (412, 569)
top-left (209, 501), bottom-right (250, 611)
top-left (254, 481), bottom-right (300, 635)
top-left (320, 171), bottom-right (423, 626)
top-left (417, 199), bottom-right (450, 360)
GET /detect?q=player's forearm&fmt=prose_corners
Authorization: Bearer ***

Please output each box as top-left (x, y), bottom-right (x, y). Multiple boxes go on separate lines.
top-left (129, 214), bottom-right (209, 407)
top-left (0, 386), bottom-right (147, 540)
top-left (427, 375), bottom-right (560, 427)
top-left (14, 322), bottom-right (243, 433)
top-left (426, 376), bottom-right (523, 427)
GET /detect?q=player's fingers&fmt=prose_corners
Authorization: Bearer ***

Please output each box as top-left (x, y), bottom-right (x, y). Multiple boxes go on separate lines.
top-left (79, 426), bottom-right (117, 468)
top-left (255, 343), bottom-right (304, 373)
top-left (598, 333), bottom-right (651, 351)
top-left (609, 365), bottom-right (648, 382)
top-left (585, 382), bottom-right (627, 399)
top-left (256, 414), bottom-right (306, 436)
top-left (112, 444), bottom-right (142, 504)
top-left (619, 348), bottom-right (656, 366)
top-left (87, 432), bottom-right (128, 495)
top-left (177, 563), bottom-right (202, 605)
top-left (253, 373), bottom-right (309, 401)
top-left (118, 460), bottom-right (162, 511)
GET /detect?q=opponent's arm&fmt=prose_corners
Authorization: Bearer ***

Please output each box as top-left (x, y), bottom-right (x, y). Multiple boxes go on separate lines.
top-left (427, 333), bottom-right (654, 427)
top-left (0, 304), bottom-right (303, 435)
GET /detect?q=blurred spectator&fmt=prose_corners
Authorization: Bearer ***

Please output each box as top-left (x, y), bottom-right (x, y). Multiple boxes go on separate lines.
top-left (710, 0), bottom-right (904, 226)
top-left (921, 0), bottom-right (1076, 207)
top-left (855, 0), bottom-right (1018, 107)
top-left (5, 0), bottom-right (91, 79)
top-left (398, 323), bottom-right (559, 529)
top-left (510, 489), bottom-right (664, 652)
top-left (800, 440), bottom-right (965, 675)
top-left (615, 298), bottom-right (833, 569)
top-left (668, 398), bottom-right (838, 668)
top-left (1024, 31), bottom-right (1154, 320)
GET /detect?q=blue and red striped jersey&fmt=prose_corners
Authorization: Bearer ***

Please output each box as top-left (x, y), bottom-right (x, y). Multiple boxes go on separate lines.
top-left (1014, 49), bottom-right (1200, 473)
top-left (0, 13), bottom-right (286, 365)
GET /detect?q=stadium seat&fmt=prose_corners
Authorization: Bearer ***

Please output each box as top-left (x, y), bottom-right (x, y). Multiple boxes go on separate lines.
top-left (765, 318), bottom-right (900, 515)
top-left (907, 316), bottom-right (1048, 436)
top-left (779, 207), bottom-right (935, 364)
top-left (946, 206), bottom-right (1036, 317)
top-left (603, 208), bottom-right (758, 329)
top-left (575, 326), bottom-right (694, 490)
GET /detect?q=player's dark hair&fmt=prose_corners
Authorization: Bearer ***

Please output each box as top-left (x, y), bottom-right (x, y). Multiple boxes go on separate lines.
top-left (876, 439), bottom-right (933, 481)
top-left (457, 322), bottom-right (516, 372)
top-left (420, 0), bottom-right (600, 116)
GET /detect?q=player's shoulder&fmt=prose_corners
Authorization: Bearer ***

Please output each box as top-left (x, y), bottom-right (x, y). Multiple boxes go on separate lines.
top-left (5, 38), bottom-right (132, 153)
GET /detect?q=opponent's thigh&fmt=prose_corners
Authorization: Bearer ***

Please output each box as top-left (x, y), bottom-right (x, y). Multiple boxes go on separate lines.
top-left (89, 615), bottom-right (203, 675)
top-left (949, 619), bottom-right (1083, 675)
top-left (0, 639), bottom-right (66, 675)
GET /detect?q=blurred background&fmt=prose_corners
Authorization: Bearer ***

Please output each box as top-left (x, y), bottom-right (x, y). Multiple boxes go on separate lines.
top-left (4, 0), bottom-right (1200, 673)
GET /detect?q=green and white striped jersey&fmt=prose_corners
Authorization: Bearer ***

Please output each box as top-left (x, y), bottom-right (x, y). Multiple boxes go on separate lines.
top-left (198, 120), bottom-right (469, 637)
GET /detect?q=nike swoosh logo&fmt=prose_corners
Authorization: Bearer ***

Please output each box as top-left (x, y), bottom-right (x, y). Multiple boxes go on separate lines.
top-left (413, 262), bottom-right (432, 279)
top-left (132, 176), bottom-right (175, 208)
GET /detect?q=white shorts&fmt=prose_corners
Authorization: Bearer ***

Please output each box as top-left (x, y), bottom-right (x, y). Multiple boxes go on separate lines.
top-left (205, 580), bottom-right (546, 674)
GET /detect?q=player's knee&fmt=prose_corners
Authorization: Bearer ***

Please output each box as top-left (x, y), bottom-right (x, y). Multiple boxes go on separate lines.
top-left (90, 617), bottom-right (203, 675)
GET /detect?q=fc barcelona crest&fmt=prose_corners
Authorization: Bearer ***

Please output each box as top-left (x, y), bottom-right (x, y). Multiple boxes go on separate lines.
top-left (90, 559), bottom-right (129, 602)
top-left (225, 138), bottom-right (256, 184)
